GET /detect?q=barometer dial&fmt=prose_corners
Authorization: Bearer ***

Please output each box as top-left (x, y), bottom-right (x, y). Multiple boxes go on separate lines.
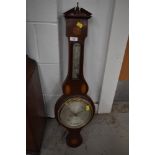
top-left (58, 97), bottom-right (93, 129)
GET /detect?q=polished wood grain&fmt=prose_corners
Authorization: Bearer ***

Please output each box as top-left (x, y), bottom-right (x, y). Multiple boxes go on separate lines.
top-left (55, 4), bottom-right (95, 147)
top-left (26, 56), bottom-right (46, 154)
top-left (119, 38), bottom-right (129, 80)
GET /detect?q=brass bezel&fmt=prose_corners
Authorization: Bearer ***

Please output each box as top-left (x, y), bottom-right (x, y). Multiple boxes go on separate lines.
top-left (57, 97), bottom-right (94, 129)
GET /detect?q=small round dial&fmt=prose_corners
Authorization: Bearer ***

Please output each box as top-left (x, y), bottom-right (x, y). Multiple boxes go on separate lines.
top-left (58, 97), bottom-right (93, 129)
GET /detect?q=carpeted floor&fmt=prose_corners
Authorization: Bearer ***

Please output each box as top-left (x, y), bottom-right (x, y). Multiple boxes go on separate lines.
top-left (40, 102), bottom-right (129, 155)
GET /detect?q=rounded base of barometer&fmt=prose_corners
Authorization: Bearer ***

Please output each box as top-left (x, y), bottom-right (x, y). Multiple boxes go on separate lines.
top-left (66, 132), bottom-right (82, 147)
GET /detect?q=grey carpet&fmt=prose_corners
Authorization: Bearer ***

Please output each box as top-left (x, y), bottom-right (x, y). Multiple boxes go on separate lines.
top-left (40, 103), bottom-right (129, 155)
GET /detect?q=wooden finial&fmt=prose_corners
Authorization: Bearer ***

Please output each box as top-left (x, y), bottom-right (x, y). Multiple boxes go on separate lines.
top-left (75, 1), bottom-right (79, 12)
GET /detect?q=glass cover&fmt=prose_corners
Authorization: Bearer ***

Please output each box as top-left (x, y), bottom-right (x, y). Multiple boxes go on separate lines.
top-left (72, 43), bottom-right (81, 79)
top-left (58, 97), bottom-right (93, 129)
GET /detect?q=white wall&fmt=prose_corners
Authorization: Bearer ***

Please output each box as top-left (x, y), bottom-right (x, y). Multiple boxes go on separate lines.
top-left (26, 0), bottom-right (128, 117)
top-left (99, 0), bottom-right (129, 113)
top-left (26, 0), bottom-right (61, 117)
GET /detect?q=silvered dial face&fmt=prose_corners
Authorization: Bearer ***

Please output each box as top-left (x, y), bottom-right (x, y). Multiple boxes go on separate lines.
top-left (72, 43), bottom-right (81, 79)
top-left (58, 97), bottom-right (93, 129)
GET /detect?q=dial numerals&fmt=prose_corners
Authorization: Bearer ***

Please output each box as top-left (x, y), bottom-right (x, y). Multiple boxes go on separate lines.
top-left (58, 97), bottom-right (93, 129)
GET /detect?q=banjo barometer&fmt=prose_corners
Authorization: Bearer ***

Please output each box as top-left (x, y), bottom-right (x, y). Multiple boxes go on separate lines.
top-left (55, 3), bottom-right (95, 147)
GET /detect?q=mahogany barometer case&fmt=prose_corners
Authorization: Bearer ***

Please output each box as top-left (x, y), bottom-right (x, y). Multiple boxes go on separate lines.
top-left (55, 3), bottom-right (95, 147)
